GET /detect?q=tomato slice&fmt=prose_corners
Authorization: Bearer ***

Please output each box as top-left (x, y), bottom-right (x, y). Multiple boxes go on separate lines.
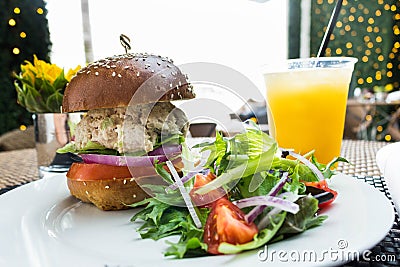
top-left (304, 179), bottom-right (338, 209)
top-left (66, 162), bottom-right (160, 181)
top-left (189, 172), bottom-right (226, 207)
top-left (203, 198), bottom-right (258, 254)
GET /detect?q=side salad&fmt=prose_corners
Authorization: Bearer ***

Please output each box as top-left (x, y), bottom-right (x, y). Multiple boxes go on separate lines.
top-left (129, 125), bottom-right (347, 258)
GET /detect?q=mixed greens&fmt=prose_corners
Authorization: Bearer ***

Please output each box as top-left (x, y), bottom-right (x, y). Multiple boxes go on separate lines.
top-left (129, 125), bottom-right (346, 258)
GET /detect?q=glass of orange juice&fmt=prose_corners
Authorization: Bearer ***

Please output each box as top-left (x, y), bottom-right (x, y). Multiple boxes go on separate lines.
top-left (264, 57), bottom-right (357, 164)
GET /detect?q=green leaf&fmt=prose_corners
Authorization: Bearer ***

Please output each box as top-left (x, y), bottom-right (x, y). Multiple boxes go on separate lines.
top-left (154, 161), bottom-right (173, 184)
top-left (276, 195), bottom-right (327, 236)
top-left (56, 142), bottom-right (76, 153)
top-left (56, 141), bottom-right (118, 155)
top-left (46, 90), bottom-right (63, 112)
top-left (52, 70), bottom-right (68, 91)
top-left (218, 212), bottom-right (286, 254)
top-left (196, 143), bottom-right (277, 195)
top-left (165, 237), bottom-right (208, 258)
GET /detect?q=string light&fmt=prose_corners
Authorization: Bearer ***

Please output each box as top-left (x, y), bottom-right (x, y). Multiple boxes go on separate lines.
top-left (20, 32), bottom-right (26, 38)
top-left (8, 19), bottom-right (16, 26)
top-left (13, 7), bottom-right (20, 14)
top-left (36, 8), bottom-right (44, 15)
top-left (12, 47), bottom-right (20, 55)
top-left (19, 125), bottom-right (27, 131)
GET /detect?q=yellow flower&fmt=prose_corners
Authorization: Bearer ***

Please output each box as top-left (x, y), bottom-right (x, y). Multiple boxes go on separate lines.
top-left (33, 55), bottom-right (63, 84)
top-left (15, 54), bottom-right (81, 112)
top-left (65, 65), bottom-right (81, 81)
top-left (384, 83), bottom-right (394, 92)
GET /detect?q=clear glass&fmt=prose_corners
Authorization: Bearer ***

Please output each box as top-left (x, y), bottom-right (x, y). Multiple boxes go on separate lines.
top-left (33, 113), bottom-right (83, 178)
top-left (264, 57), bottom-right (358, 164)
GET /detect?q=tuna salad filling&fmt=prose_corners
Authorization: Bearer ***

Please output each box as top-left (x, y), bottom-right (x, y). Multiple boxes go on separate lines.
top-left (67, 102), bottom-right (188, 155)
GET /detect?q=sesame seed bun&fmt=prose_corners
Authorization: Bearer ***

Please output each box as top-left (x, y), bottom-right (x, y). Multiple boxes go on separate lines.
top-left (62, 53), bottom-right (195, 113)
top-left (67, 176), bottom-right (151, 211)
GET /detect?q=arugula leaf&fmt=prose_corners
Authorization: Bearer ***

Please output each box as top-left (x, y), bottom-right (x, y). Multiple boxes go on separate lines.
top-left (276, 195), bottom-right (327, 236)
top-left (164, 208), bottom-right (210, 258)
top-left (218, 212), bottom-right (286, 254)
top-left (311, 155), bottom-right (350, 179)
top-left (130, 196), bottom-right (209, 259)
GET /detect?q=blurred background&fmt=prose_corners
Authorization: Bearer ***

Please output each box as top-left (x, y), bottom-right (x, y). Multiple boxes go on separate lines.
top-left (0, 0), bottom-right (399, 150)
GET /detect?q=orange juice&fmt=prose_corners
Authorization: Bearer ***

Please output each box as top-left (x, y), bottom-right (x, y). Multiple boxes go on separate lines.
top-left (264, 57), bottom-right (357, 164)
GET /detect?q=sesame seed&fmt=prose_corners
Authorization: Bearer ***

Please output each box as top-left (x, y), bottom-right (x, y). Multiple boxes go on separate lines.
top-left (113, 177), bottom-right (116, 181)
top-left (151, 69), bottom-right (155, 73)
top-left (130, 178), bottom-right (135, 182)
top-left (157, 61), bottom-right (161, 66)
top-left (171, 93), bottom-right (174, 98)
top-left (83, 182), bottom-right (87, 186)
top-left (94, 66), bottom-right (98, 69)
top-left (133, 194), bottom-right (137, 198)
top-left (95, 72), bottom-right (99, 76)
top-left (106, 65), bottom-right (111, 69)
top-left (85, 190), bottom-right (89, 195)
top-left (118, 74), bottom-right (122, 78)
top-left (123, 179), bottom-right (127, 185)
top-left (170, 83), bottom-right (173, 88)
top-left (179, 81), bottom-right (182, 86)
top-left (137, 72), bottom-right (140, 77)
top-left (87, 70), bottom-right (91, 74)
top-left (161, 74), bottom-right (166, 78)
top-left (105, 185), bottom-right (110, 189)
top-left (124, 66), bottom-right (130, 69)
top-left (112, 72), bottom-right (116, 77)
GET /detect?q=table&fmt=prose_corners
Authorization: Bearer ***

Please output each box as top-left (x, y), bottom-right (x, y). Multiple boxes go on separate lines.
top-left (0, 140), bottom-right (399, 266)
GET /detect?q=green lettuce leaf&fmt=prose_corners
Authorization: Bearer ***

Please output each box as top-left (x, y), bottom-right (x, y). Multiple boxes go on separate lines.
top-left (56, 141), bottom-right (118, 155)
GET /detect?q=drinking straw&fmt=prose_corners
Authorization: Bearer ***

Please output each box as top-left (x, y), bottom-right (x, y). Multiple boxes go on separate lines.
top-left (317, 0), bottom-right (344, 57)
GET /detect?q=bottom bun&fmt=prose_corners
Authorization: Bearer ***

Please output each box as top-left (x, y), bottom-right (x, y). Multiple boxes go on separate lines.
top-left (67, 176), bottom-right (162, 211)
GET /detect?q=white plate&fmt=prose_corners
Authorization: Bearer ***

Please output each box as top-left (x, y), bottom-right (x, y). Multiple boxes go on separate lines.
top-left (0, 173), bottom-right (394, 267)
top-left (376, 141), bottom-right (400, 213)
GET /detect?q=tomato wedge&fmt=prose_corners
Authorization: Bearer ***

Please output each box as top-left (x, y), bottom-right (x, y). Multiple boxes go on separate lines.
top-left (189, 172), bottom-right (226, 207)
top-left (203, 198), bottom-right (258, 254)
top-left (304, 179), bottom-right (338, 209)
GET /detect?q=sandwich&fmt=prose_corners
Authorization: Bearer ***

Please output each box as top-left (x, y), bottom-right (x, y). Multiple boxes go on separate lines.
top-left (59, 53), bottom-right (195, 210)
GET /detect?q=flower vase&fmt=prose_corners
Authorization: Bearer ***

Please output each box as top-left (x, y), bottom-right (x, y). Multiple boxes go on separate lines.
top-left (33, 113), bottom-right (82, 178)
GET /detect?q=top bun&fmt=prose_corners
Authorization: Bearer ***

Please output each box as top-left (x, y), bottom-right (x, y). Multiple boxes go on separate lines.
top-left (62, 53), bottom-right (195, 112)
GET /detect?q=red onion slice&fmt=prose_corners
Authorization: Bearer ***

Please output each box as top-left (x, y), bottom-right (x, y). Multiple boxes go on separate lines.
top-left (245, 172), bottom-right (289, 223)
top-left (166, 161), bottom-right (202, 229)
top-left (80, 153), bottom-right (177, 167)
top-left (257, 192), bottom-right (301, 229)
top-left (233, 195), bottom-right (299, 214)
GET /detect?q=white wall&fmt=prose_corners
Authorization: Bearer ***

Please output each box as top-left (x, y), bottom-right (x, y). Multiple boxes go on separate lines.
top-left (46, 0), bottom-right (287, 104)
